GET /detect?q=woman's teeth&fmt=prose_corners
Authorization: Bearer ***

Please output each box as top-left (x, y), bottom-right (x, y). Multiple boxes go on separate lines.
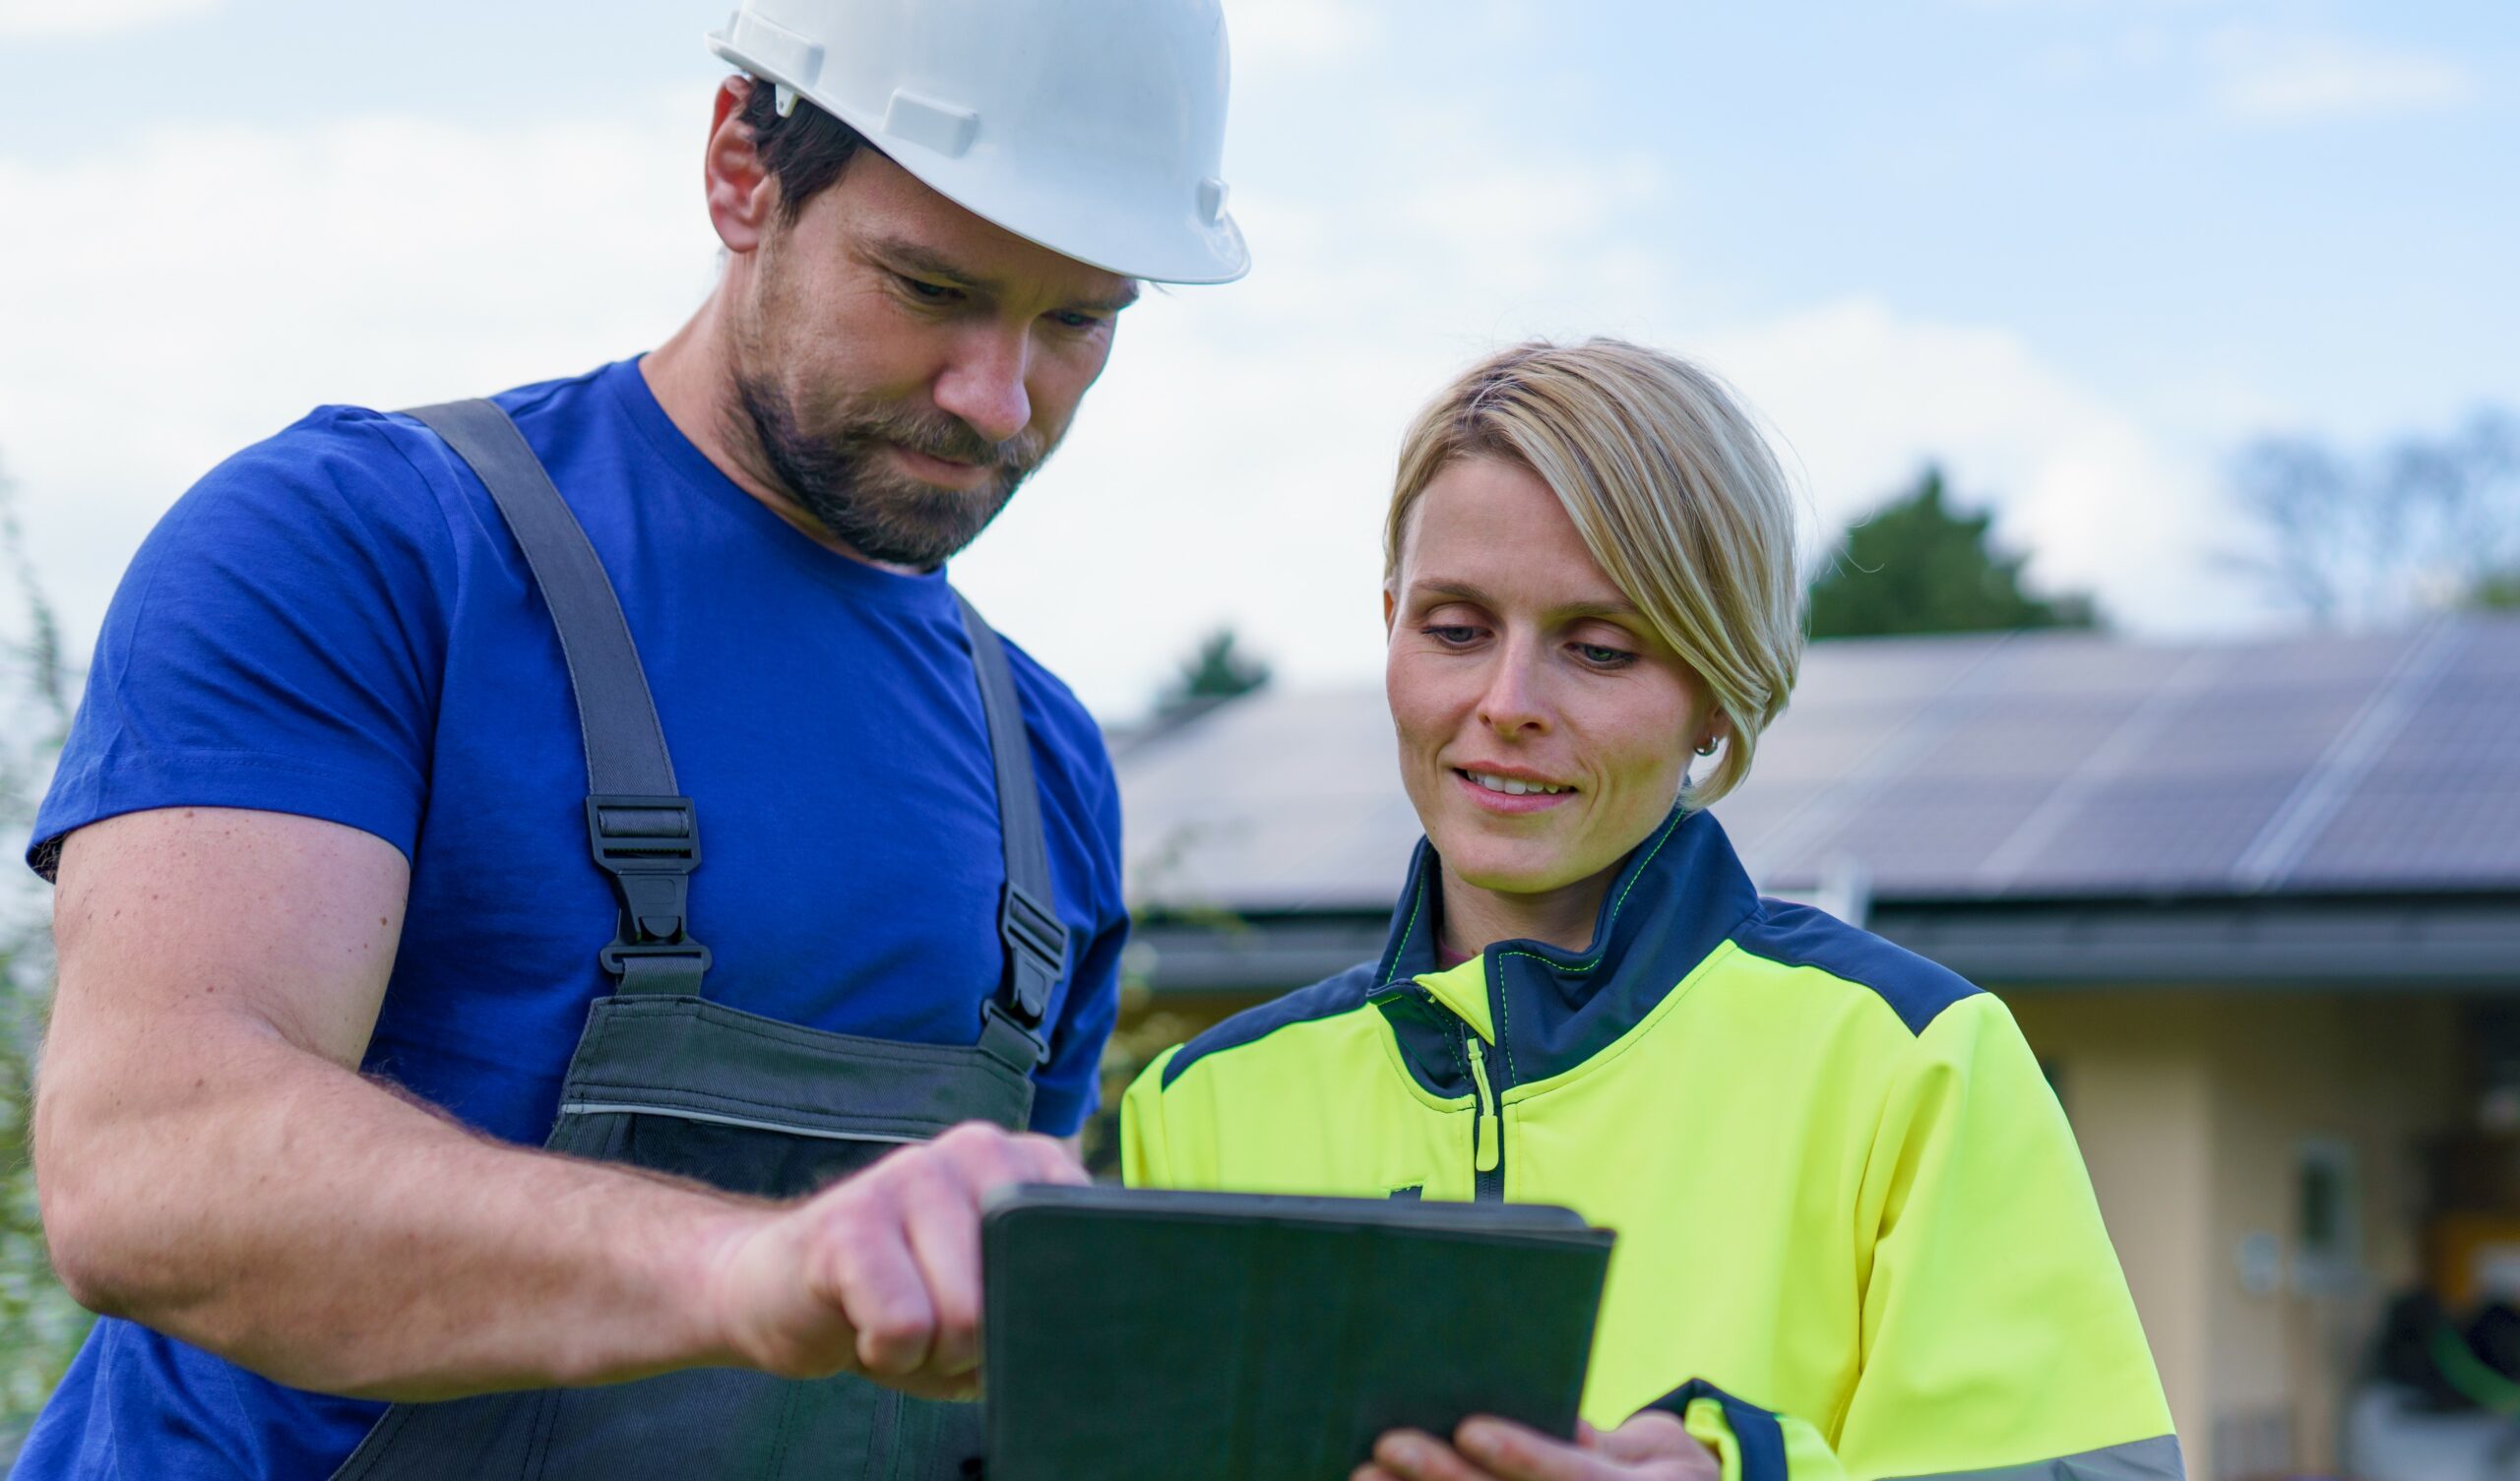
top-left (1466, 771), bottom-right (1569, 797)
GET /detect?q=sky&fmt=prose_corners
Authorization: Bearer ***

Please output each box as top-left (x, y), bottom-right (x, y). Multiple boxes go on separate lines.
top-left (0, 0), bottom-right (2513, 718)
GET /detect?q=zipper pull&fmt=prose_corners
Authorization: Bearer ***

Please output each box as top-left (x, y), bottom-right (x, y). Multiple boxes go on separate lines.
top-left (1466, 1035), bottom-right (1500, 1174)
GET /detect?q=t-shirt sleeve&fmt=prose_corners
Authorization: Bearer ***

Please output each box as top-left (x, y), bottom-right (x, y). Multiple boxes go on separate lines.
top-left (1024, 731), bottom-right (1129, 1137)
top-left (30, 410), bottom-right (452, 877)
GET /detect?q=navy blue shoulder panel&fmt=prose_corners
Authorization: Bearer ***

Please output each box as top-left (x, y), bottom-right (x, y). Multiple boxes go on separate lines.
top-left (1730, 899), bottom-right (1982, 1036)
top-left (1159, 960), bottom-right (1381, 1089)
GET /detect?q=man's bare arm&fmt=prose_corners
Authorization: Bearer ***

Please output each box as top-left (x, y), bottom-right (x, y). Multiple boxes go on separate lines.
top-left (34, 806), bottom-right (1079, 1401)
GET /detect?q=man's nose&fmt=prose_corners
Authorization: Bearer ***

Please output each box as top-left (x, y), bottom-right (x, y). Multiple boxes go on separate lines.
top-left (931, 331), bottom-right (1033, 447)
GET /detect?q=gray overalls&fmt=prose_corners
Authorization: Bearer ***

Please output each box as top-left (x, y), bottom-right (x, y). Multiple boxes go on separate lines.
top-left (328, 401), bottom-right (1067, 1480)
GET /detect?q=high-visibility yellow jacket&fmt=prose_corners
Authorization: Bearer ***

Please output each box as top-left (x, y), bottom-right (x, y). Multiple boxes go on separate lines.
top-left (1122, 808), bottom-right (2182, 1481)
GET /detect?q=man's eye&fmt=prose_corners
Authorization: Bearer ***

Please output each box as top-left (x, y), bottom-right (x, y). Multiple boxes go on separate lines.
top-left (1049, 310), bottom-right (1105, 332)
top-left (1424, 626), bottom-right (1480, 646)
top-left (899, 276), bottom-right (959, 302)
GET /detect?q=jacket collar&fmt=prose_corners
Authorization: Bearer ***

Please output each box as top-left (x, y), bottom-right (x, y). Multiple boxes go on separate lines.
top-left (1365, 807), bottom-right (1763, 1095)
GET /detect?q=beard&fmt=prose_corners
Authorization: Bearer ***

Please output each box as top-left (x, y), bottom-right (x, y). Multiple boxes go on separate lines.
top-left (732, 375), bottom-right (1050, 570)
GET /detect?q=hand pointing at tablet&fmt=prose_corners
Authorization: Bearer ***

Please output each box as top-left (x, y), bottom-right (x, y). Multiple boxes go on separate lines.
top-left (1358, 1411), bottom-right (1719, 1481)
top-left (707, 1123), bottom-right (1087, 1397)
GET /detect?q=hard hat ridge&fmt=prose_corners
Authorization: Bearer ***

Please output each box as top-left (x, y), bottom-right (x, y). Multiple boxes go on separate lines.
top-left (709, 0), bottom-right (1250, 285)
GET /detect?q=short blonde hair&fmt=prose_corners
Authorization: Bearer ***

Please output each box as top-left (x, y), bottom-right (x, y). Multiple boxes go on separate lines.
top-left (1385, 339), bottom-right (1803, 809)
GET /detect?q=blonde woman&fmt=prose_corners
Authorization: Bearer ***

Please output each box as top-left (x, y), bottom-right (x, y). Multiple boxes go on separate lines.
top-left (1121, 341), bottom-right (2181, 1481)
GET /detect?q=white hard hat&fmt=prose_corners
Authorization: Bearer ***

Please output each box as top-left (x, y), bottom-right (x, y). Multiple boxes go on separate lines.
top-left (708, 0), bottom-right (1249, 285)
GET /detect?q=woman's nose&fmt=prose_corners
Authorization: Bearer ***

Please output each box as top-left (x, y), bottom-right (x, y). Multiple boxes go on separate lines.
top-left (1475, 642), bottom-right (1552, 736)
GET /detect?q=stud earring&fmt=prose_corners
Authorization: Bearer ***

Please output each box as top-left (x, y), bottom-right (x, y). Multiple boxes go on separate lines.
top-left (1694, 739), bottom-right (1719, 757)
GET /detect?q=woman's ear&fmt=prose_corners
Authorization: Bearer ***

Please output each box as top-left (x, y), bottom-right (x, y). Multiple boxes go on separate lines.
top-left (1382, 586), bottom-right (1398, 637)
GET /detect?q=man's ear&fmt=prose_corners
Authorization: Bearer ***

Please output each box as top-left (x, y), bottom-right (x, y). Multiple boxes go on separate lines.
top-left (704, 77), bottom-right (779, 255)
top-left (1382, 586), bottom-right (1397, 637)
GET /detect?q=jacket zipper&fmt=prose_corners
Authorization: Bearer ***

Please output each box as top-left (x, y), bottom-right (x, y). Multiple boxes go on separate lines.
top-left (1463, 1029), bottom-right (1505, 1202)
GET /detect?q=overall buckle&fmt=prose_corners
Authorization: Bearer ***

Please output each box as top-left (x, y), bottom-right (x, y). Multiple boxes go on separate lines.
top-left (997, 883), bottom-right (1068, 1030)
top-left (587, 795), bottom-right (712, 988)
top-left (979, 884), bottom-right (1066, 1067)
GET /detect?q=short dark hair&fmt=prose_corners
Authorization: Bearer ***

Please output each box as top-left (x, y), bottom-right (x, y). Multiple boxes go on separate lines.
top-left (735, 76), bottom-right (880, 225)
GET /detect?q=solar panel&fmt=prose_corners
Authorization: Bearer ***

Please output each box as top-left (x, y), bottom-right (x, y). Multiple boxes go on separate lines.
top-left (1116, 619), bottom-right (2520, 914)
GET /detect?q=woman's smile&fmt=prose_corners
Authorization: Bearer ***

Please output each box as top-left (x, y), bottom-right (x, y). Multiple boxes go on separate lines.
top-left (1452, 767), bottom-right (1579, 813)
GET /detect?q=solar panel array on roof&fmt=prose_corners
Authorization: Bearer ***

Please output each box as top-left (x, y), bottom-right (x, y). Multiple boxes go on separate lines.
top-left (1113, 615), bottom-right (2520, 914)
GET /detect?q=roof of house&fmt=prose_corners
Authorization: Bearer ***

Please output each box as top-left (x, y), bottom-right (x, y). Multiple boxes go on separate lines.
top-left (1112, 615), bottom-right (2520, 991)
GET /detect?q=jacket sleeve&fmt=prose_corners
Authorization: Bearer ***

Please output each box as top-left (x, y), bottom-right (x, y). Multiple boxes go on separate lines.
top-left (1645, 995), bottom-right (2182, 1481)
top-left (1117, 1044), bottom-right (1186, 1189)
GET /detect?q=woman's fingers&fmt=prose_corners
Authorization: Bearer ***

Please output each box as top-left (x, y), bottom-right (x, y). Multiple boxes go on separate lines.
top-left (1453, 1419), bottom-right (1606, 1480)
top-left (1372, 1429), bottom-right (1499, 1481)
top-left (1591, 1410), bottom-right (1700, 1466)
top-left (1369, 1412), bottom-right (1719, 1481)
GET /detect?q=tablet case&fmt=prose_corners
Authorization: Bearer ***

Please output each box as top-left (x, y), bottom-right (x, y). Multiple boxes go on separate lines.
top-left (982, 1186), bottom-right (1614, 1481)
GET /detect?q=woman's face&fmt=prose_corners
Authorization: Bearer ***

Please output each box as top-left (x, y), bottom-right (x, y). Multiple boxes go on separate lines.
top-left (1385, 456), bottom-right (1723, 909)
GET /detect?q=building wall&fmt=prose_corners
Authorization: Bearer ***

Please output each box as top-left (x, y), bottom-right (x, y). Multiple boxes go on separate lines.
top-left (2008, 990), bottom-right (2465, 1481)
top-left (2006, 993), bottom-right (2218, 1474)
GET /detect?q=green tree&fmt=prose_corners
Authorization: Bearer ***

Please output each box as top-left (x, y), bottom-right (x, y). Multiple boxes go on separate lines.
top-left (2472, 571), bottom-right (2520, 611)
top-left (1153, 626), bottom-right (1271, 718)
top-left (1806, 466), bottom-right (2100, 640)
top-left (0, 458), bottom-right (84, 1435)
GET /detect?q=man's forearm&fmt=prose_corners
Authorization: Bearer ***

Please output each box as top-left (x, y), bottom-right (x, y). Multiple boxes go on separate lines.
top-left (38, 1022), bottom-right (761, 1399)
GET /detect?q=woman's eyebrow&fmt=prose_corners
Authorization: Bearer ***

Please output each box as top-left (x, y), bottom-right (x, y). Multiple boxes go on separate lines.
top-left (1412, 580), bottom-right (1638, 619)
top-left (1413, 580), bottom-right (1494, 606)
top-left (1555, 598), bottom-right (1643, 620)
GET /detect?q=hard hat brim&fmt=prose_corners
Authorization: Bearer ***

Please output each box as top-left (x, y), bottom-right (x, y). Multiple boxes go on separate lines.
top-left (708, 31), bottom-right (1251, 286)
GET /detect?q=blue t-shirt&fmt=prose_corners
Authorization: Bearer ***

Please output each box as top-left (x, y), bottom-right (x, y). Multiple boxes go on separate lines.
top-left (17, 358), bottom-right (1129, 1480)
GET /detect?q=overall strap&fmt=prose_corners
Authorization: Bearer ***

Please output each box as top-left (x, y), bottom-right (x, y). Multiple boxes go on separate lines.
top-left (405, 400), bottom-right (712, 997)
top-left (954, 592), bottom-right (1069, 1070)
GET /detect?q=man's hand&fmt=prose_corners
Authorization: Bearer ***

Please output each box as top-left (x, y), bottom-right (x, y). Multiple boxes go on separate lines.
top-left (705, 1122), bottom-right (1085, 1398)
top-left (1357, 1411), bottom-right (1721, 1481)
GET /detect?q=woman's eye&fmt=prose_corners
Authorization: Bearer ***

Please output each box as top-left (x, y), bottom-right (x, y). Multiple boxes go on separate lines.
top-left (1576, 643), bottom-right (1635, 667)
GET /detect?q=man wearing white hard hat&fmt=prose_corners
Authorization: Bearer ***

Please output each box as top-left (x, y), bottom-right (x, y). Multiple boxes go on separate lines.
top-left (19, 3), bottom-right (1243, 1477)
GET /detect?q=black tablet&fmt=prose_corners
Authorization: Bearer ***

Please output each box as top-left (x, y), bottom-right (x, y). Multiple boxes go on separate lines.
top-left (981, 1186), bottom-right (1614, 1481)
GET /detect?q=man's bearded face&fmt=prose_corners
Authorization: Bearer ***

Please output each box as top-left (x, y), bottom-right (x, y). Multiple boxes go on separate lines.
top-left (734, 377), bottom-right (1049, 570)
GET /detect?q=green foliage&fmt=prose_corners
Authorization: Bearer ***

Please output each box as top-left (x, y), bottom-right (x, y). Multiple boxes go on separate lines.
top-left (1806, 466), bottom-right (2101, 641)
top-left (0, 459), bottom-right (87, 1433)
top-left (2472, 570), bottom-right (2520, 611)
top-left (1076, 824), bottom-right (1254, 1180)
top-left (1153, 627), bottom-right (1271, 718)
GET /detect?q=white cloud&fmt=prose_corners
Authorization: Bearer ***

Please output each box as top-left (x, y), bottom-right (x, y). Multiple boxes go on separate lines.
top-left (0, 94), bottom-right (720, 668)
top-left (2207, 27), bottom-right (2478, 122)
top-left (1698, 299), bottom-right (2258, 634)
top-left (1225, 0), bottom-right (1386, 70)
top-left (0, 75), bottom-right (2274, 727)
top-left (0, 0), bottom-right (220, 39)
top-left (955, 151), bottom-right (1691, 715)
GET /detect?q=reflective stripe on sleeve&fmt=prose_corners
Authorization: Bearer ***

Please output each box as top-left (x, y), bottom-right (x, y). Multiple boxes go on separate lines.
top-left (1886, 1435), bottom-right (2184, 1481)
